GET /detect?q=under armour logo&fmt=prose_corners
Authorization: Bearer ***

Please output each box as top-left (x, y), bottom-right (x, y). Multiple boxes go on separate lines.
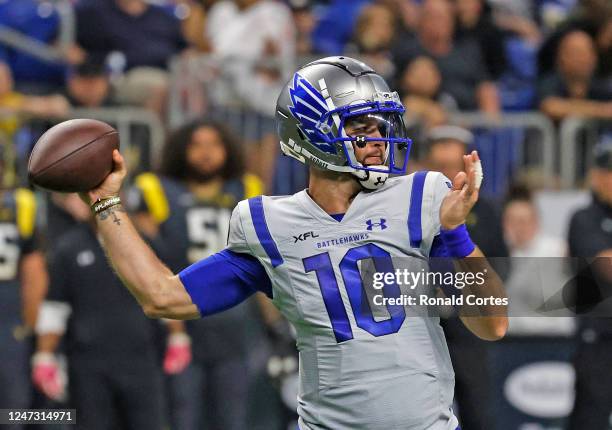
top-left (374, 176), bottom-right (385, 185)
top-left (366, 218), bottom-right (387, 230)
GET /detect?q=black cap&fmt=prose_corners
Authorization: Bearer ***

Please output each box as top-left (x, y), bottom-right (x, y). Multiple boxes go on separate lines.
top-left (593, 140), bottom-right (612, 170)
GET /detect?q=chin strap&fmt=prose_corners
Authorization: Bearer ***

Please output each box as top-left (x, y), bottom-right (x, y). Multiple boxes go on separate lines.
top-left (352, 138), bottom-right (392, 189)
top-left (354, 165), bottom-right (389, 190)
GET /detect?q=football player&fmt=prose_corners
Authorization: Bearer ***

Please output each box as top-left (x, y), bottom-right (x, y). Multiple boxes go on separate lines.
top-left (0, 173), bottom-right (47, 427)
top-left (129, 119), bottom-right (263, 430)
top-left (33, 194), bottom-right (165, 430)
top-left (81, 56), bottom-right (508, 430)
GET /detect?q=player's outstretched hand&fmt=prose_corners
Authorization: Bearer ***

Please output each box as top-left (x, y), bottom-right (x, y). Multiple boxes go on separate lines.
top-left (439, 150), bottom-right (482, 230)
top-left (79, 149), bottom-right (127, 205)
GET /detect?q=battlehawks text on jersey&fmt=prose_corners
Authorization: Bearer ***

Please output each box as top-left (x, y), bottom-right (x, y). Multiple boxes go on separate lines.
top-left (227, 171), bottom-right (459, 430)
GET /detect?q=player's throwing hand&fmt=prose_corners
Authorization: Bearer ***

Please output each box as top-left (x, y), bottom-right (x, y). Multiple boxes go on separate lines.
top-left (80, 149), bottom-right (127, 205)
top-left (439, 150), bottom-right (483, 230)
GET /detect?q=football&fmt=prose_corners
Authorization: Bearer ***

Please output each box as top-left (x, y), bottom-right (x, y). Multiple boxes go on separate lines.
top-left (28, 118), bottom-right (119, 192)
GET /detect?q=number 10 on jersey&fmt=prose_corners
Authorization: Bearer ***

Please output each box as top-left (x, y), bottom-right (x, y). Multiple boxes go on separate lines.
top-left (303, 244), bottom-right (406, 343)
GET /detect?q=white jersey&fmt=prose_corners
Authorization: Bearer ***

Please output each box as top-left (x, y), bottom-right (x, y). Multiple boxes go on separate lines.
top-left (227, 172), bottom-right (459, 430)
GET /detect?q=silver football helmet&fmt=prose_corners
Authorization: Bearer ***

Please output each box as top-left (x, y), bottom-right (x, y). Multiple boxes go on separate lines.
top-left (275, 56), bottom-right (412, 189)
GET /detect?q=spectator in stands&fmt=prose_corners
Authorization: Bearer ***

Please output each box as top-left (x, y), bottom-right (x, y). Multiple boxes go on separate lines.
top-left (65, 61), bottom-right (113, 108)
top-left (424, 125), bottom-right (509, 272)
top-left (0, 63), bottom-right (69, 138)
top-left (503, 185), bottom-right (567, 258)
top-left (0, 0), bottom-right (84, 94)
top-left (485, 2), bottom-right (541, 110)
top-left (566, 142), bottom-right (612, 429)
top-left (490, 2), bottom-right (541, 46)
top-left (172, 0), bottom-right (211, 52)
top-left (33, 194), bottom-right (166, 430)
top-left (538, 0), bottom-right (612, 78)
top-left (77, 0), bottom-right (186, 71)
top-left (289, 0), bottom-right (317, 56)
top-left (129, 119), bottom-right (264, 430)
top-left (399, 56), bottom-right (449, 132)
top-left (538, 30), bottom-right (612, 121)
top-left (502, 184), bottom-right (573, 335)
top-left (346, 3), bottom-right (397, 80)
top-left (205, 0), bottom-right (296, 115)
top-left (310, 0), bottom-right (371, 55)
top-left (392, 0), bottom-right (500, 113)
top-left (424, 124), bottom-right (507, 430)
top-left (75, 0), bottom-right (187, 116)
top-left (377, 0), bottom-right (423, 35)
top-left (454, 0), bottom-right (507, 81)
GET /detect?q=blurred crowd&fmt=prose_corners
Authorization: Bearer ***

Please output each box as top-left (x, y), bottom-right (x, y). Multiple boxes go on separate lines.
top-left (0, 0), bottom-right (610, 190)
top-left (1, 0), bottom-right (612, 429)
top-left (1, 0), bottom-right (611, 123)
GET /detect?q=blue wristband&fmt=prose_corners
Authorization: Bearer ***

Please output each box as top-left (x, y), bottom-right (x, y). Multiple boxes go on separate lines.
top-left (439, 224), bottom-right (475, 258)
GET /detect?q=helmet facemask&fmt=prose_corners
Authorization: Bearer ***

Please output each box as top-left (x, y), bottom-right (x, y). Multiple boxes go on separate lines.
top-left (321, 92), bottom-right (412, 188)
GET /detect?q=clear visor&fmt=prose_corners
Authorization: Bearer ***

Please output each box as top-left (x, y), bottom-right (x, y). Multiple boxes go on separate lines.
top-left (339, 111), bottom-right (411, 175)
top-left (343, 112), bottom-right (408, 141)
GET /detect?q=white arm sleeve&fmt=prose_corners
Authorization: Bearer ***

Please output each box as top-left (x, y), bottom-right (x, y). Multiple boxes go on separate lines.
top-left (35, 301), bottom-right (72, 335)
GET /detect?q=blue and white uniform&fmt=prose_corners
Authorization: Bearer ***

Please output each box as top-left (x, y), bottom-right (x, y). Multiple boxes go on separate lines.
top-left (180, 171), bottom-right (459, 430)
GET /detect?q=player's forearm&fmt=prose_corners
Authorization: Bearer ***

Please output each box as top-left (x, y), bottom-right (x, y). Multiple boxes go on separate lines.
top-left (457, 247), bottom-right (508, 340)
top-left (20, 252), bottom-right (49, 329)
top-left (165, 319), bottom-right (187, 334)
top-left (36, 333), bottom-right (61, 354)
top-left (93, 204), bottom-right (181, 316)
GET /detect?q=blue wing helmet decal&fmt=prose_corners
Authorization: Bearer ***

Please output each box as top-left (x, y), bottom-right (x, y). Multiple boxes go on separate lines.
top-left (288, 74), bottom-right (337, 154)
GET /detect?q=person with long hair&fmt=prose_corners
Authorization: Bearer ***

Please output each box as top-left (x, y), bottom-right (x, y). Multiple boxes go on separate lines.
top-left (130, 118), bottom-right (263, 430)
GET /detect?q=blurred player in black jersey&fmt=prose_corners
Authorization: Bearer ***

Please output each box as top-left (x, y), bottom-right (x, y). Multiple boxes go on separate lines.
top-left (32, 193), bottom-right (165, 430)
top-left (0, 160), bottom-right (47, 429)
top-left (567, 142), bottom-right (612, 429)
top-left (424, 126), bottom-right (507, 430)
top-left (129, 119), bottom-right (263, 430)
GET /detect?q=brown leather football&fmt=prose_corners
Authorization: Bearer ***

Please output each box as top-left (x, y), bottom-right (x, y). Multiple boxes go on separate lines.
top-left (28, 119), bottom-right (119, 192)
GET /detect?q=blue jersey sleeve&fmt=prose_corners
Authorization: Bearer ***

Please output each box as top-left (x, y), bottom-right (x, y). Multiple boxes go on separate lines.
top-left (179, 249), bottom-right (272, 317)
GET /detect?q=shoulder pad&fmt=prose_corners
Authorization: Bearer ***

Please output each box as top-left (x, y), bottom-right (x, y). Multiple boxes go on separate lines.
top-left (135, 173), bottom-right (169, 223)
top-left (242, 173), bottom-right (264, 199)
top-left (15, 188), bottom-right (36, 239)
